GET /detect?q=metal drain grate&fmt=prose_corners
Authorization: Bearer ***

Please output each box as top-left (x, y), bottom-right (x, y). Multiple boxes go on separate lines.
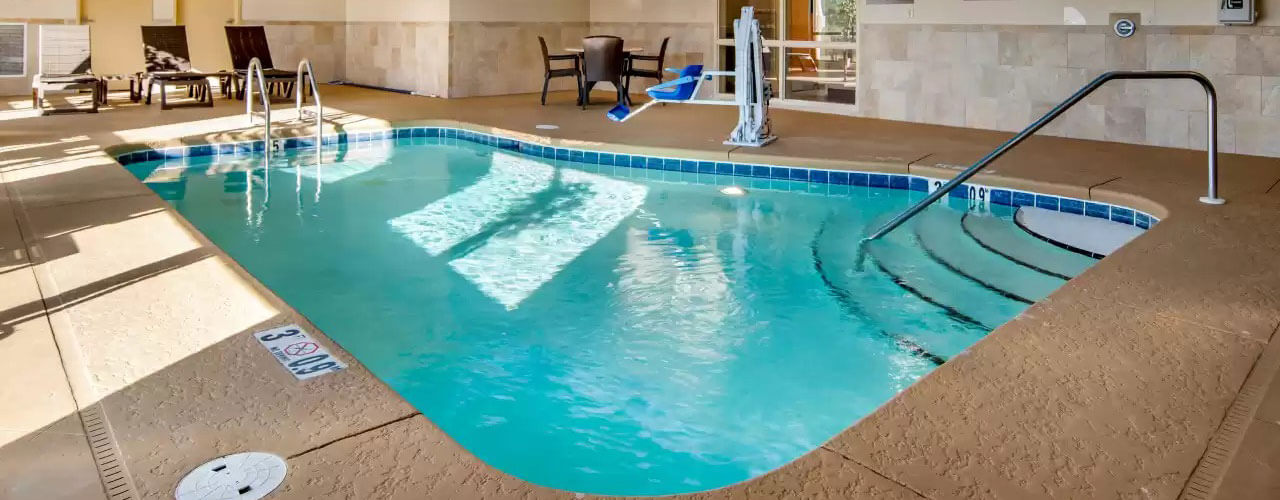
top-left (1180, 383), bottom-right (1263, 500)
top-left (79, 404), bottom-right (137, 500)
top-left (1179, 338), bottom-right (1280, 500)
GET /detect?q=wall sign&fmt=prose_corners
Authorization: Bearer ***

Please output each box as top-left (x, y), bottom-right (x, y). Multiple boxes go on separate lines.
top-left (1219, 0), bottom-right (1256, 25)
top-left (1113, 18), bottom-right (1137, 38)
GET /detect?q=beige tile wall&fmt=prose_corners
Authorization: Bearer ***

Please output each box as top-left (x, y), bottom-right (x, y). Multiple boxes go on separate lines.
top-left (859, 23), bottom-right (1280, 157)
top-left (258, 21), bottom-right (346, 83)
top-left (447, 21), bottom-right (588, 98)
top-left (343, 21), bottom-right (449, 97)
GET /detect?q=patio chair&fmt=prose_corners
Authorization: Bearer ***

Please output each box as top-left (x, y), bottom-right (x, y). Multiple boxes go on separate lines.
top-left (225, 26), bottom-right (299, 100)
top-left (136, 26), bottom-right (228, 110)
top-left (31, 25), bottom-right (102, 115)
top-left (538, 36), bottom-right (581, 105)
top-left (580, 36), bottom-right (627, 109)
top-left (624, 37), bottom-right (669, 92)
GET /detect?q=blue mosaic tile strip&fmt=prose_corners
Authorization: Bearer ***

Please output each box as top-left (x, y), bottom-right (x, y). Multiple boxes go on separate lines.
top-left (112, 125), bottom-right (1160, 229)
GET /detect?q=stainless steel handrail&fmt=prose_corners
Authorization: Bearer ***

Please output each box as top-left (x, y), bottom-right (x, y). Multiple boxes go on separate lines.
top-left (295, 58), bottom-right (323, 162)
top-left (863, 71), bottom-right (1223, 245)
top-left (244, 57), bottom-right (273, 152)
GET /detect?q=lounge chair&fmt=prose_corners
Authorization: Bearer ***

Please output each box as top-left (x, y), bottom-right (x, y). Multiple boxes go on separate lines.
top-left (31, 25), bottom-right (102, 115)
top-left (224, 26), bottom-right (298, 100)
top-left (134, 26), bottom-right (232, 110)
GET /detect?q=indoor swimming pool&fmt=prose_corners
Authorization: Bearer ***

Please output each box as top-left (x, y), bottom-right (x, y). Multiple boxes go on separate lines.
top-left (121, 130), bottom-right (1126, 495)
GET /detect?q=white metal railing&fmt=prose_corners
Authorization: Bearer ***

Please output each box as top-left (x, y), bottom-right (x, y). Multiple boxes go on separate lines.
top-left (295, 58), bottom-right (323, 162)
top-left (244, 57), bottom-right (273, 154)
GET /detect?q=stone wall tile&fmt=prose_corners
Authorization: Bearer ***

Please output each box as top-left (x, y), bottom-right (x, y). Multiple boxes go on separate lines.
top-left (1146, 34), bottom-right (1190, 70)
top-left (1234, 114), bottom-right (1280, 156)
top-left (1189, 35), bottom-right (1235, 74)
top-left (933, 31), bottom-right (966, 63)
top-left (1262, 77), bottom-right (1280, 116)
top-left (967, 32), bottom-right (998, 65)
top-left (1062, 103), bottom-right (1105, 141)
top-left (977, 65), bottom-right (1015, 99)
top-left (997, 32), bottom-right (1031, 66)
top-left (1105, 106), bottom-right (1146, 143)
top-left (1218, 74), bottom-right (1263, 115)
top-left (1028, 32), bottom-right (1068, 67)
top-left (1067, 33), bottom-right (1106, 69)
top-left (965, 96), bottom-right (1000, 129)
top-left (877, 90), bottom-right (908, 121)
top-left (1146, 108), bottom-right (1191, 148)
top-left (907, 28), bottom-right (932, 62)
top-left (1189, 111), bottom-right (1236, 154)
top-left (1106, 35), bottom-right (1147, 70)
top-left (1234, 35), bottom-right (1280, 76)
top-left (996, 99), bottom-right (1031, 132)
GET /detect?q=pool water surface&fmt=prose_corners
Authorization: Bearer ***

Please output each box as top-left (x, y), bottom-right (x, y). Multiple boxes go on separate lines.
top-left (126, 136), bottom-right (1091, 495)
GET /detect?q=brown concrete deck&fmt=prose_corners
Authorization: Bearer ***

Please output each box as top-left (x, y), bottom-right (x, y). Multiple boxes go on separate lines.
top-left (0, 85), bottom-right (1278, 499)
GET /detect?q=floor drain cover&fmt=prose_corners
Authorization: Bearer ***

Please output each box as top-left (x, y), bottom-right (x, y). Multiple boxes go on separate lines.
top-left (535, 124), bottom-right (560, 130)
top-left (175, 452), bottom-right (287, 500)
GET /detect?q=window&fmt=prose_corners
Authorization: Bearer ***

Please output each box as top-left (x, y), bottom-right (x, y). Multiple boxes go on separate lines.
top-left (0, 24), bottom-right (26, 77)
top-left (719, 0), bottom-right (858, 108)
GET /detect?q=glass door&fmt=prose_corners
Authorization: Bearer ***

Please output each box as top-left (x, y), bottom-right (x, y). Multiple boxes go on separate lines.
top-left (718, 0), bottom-right (857, 113)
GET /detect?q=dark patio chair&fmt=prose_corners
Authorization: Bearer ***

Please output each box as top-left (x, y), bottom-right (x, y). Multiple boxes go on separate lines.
top-left (624, 37), bottom-right (670, 92)
top-left (136, 26), bottom-right (227, 109)
top-left (538, 36), bottom-right (581, 105)
top-left (580, 36), bottom-right (627, 109)
top-left (225, 26), bottom-right (299, 100)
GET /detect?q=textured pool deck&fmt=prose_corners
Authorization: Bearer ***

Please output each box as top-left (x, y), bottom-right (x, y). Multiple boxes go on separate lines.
top-left (0, 86), bottom-right (1278, 499)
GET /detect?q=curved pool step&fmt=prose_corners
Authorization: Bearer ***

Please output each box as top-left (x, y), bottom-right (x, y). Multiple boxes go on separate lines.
top-left (913, 208), bottom-right (1067, 304)
top-left (864, 226), bottom-right (1028, 332)
top-left (961, 212), bottom-right (1097, 280)
top-left (811, 219), bottom-right (988, 361)
top-left (1014, 206), bottom-right (1145, 258)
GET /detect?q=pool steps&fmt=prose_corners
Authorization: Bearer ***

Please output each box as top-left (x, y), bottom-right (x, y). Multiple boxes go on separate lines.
top-left (961, 213), bottom-right (1097, 280)
top-left (866, 225), bottom-right (1030, 331)
top-left (856, 207), bottom-right (1102, 346)
top-left (811, 221), bottom-right (988, 362)
top-left (913, 209), bottom-right (1066, 304)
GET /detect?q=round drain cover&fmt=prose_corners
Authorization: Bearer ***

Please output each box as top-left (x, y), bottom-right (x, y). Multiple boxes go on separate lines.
top-left (175, 452), bottom-right (286, 500)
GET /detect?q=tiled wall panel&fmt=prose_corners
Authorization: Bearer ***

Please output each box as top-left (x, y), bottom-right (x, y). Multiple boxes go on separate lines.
top-left (860, 24), bottom-right (1280, 157)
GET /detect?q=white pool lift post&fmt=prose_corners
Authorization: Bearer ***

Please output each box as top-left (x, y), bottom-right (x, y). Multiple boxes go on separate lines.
top-left (608, 7), bottom-right (776, 148)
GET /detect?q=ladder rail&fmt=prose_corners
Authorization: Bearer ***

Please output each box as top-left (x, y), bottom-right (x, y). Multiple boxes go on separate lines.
top-left (295, 58), bottom-right (323, 162)
top-left (862, 70), bottom-right (1222, 245)
top-left (244, 57), bottom-right (272, 152)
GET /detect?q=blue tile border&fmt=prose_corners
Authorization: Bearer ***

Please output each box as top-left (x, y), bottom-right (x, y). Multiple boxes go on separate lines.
top-left (112, 125), bottom-right (1161, 230)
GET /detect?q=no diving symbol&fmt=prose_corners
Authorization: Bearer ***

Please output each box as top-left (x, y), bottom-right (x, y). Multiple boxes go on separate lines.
top-left (284, 342), bottom-right (319, 356)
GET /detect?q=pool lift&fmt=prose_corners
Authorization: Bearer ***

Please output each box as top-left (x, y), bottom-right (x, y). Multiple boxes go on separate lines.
top-left (608, 7), bottom-right (776, 148)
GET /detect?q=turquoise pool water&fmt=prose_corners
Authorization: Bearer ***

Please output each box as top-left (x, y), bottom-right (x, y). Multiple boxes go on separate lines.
top-left (126, 136), bottom-right (1095, 495)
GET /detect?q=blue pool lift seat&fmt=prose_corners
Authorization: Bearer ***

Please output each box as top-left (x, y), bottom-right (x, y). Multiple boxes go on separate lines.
top-left (609, 64), bottom-right (738, 122)
top-left (646, 65), bottom-right (704, 101)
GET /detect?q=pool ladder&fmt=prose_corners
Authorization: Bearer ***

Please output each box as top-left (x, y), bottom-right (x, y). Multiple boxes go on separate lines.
top-left (244, 57), bottom-right (325, 162)
top-left (862, 71), bottom-right (1224, 246)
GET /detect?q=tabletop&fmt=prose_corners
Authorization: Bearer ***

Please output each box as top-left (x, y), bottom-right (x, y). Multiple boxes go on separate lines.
top-left (565, 48), bottom-right (645, 53)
